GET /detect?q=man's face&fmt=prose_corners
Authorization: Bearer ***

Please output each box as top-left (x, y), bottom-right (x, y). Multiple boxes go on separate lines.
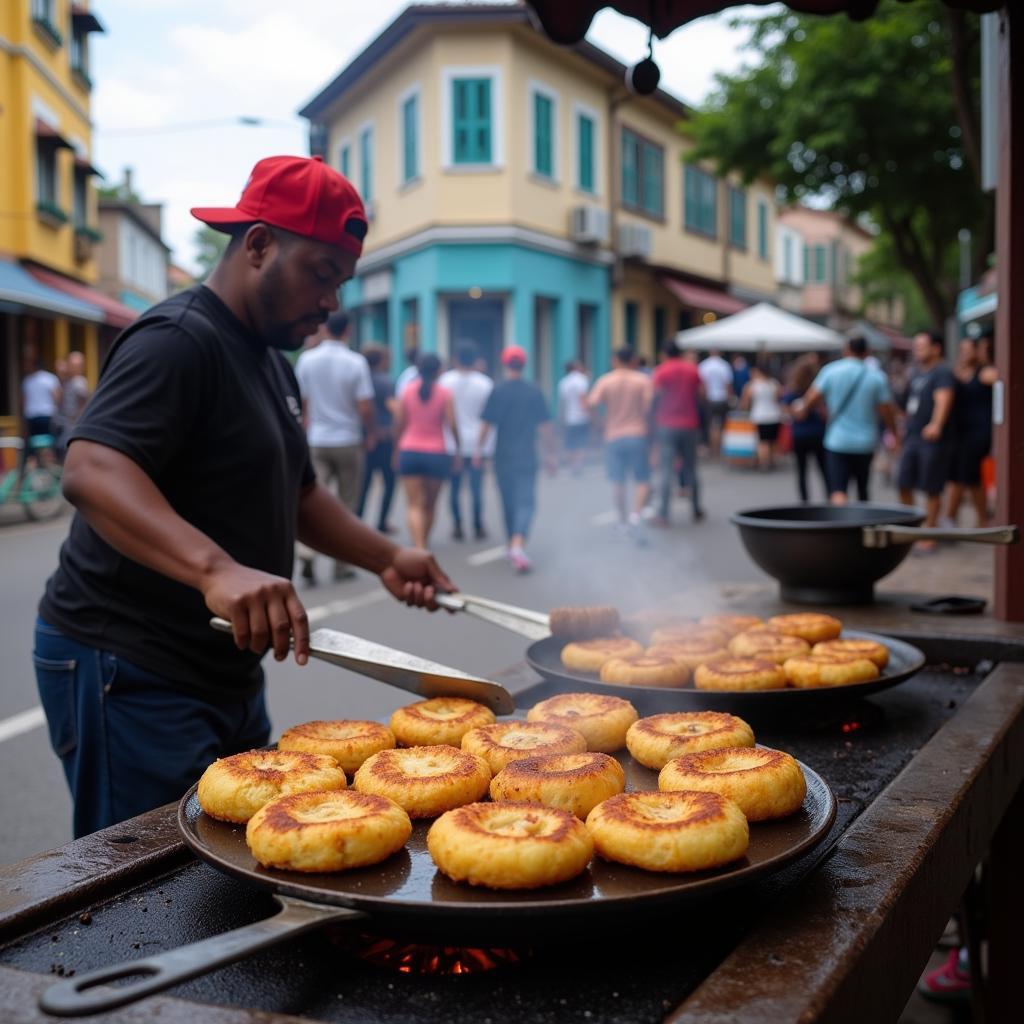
top-left (68, 352), bottom-right (84, 375)
top-left (913, 333), bottom-right (936, 366)
top-left (250, 230), bottom-right (357, 350)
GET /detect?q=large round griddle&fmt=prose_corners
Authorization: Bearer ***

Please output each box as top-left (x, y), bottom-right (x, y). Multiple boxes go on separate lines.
top-left (525, 630), bottom-right (925, 717)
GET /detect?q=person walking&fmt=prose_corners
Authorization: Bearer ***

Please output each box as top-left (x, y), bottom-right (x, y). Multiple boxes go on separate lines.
top-left (35, 154), bottom-right (454, 838)
top-left (476, 346), bottom-right (553, 573)
top-left (897, 331), bottom-right (956, 548)
top-left (587, 347), bottom-right (654, 539)
top-left (698, 348), bottom-right (733, 458)
top-left (395, 345), bottom-right (419, 396)
top-left (945, 334), bottom-right (997, 527)
top-left (652, 341), bottom-right (704, 524)
top-left (557, 360), bottom-right (590, 475)
top-left (781, 355), bottom-right (828, 503)
top-left (394, 354), bottom-right (457, 550)
top-left (357, 344), bottom-right (397, 534)
top-left (797, 336), bottom-right (896, 504)
top-left (740, 364), bottom-right (783, 470)
top-left (294, 311), bottom-right (375, 584)
top-left (53, 350), bottom-right (91, 458)
top-left (440, 343), bottom-right (493, 541)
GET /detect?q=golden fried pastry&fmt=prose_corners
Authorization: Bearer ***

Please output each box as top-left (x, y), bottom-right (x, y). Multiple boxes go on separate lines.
top-left (428, 802), bottom-right (594, 889)
top-left (352, 745), bottom-right (490, 819)
top-left (767, 613), bottom-right (843, 644)
top-left (389, 698), bottom-right (495, 748)
top-left (197, 749), bottom-right (347, 824)
top-left (599, 653), bottom-right (691, 689)
top-left (649, 623), bottom-right (730, 647)
top-left (659, 746), bottom-right (807, 821)
top-left (813, 637), bottom-right (890, 668)
top-left (694, 658), bottom-right (787, 692)
top-left (246, 790), bottom-right (411, 872)
top-left (462, 721), bottom-right (587, 774)
top-left (626, 712), bottom-right (756, 771)
top-left (549, 605), bottom-right (621, 640)
top-left (646, 639), bottom-right (730, 671)
top-left (278, 720), bottom-right (395, 776)
top-left (560, 636), bottom-right (643, 673)
top-left (526, 692), bottom-right (638, 752)
top-left (728, 628), bottom-right (810, 664)
top-left (698, 613), bottom-right (764, 637)
top-left (585, 791), bottom-right (748, 873)
top-left (783, 653), bottom-right (880, 688)
top-left (490, 752), bottom-right (626, 819)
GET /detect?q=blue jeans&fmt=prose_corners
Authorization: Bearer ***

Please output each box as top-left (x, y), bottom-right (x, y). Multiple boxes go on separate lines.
top-left (449, 462), bottom-right (484, 530)
top-left (34, 619), bottom-right (270, 838)
top-left (658, 427), bottom-right (701, 518)
top-left (494, 462), bottom-right (536, 541)
top-left (357, 439), bottom-right (396, 530)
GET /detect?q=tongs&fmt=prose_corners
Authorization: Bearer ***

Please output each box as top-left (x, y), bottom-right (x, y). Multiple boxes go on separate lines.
top-left (434, 593), bottom-right (552, 640)
top-left (210, 617), bottom-right (514, 714)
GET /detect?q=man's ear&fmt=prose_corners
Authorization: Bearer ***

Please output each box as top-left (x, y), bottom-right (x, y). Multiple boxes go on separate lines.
top-left (243, 223), bottom-right (275, 268)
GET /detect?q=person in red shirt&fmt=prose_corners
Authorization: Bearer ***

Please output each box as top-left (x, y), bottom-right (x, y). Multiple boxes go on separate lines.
top-left (652, 342), bottom-right (705, 524)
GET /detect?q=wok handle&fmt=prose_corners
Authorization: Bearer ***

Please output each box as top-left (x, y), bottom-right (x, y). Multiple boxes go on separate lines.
top-left (862, 524), bottom-right (1020, 548)
top-left (39, 896), bottom-right (366, 1017)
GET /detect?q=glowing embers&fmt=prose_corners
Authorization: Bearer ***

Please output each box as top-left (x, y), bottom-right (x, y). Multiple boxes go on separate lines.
top-left (329, 930), bottom-right (524, 974)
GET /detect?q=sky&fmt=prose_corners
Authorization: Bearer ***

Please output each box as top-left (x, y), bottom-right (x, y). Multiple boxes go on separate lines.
top-left (90, 1), bottom-right (773, 273)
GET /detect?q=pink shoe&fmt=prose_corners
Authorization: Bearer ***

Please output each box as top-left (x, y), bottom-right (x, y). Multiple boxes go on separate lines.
top-left (918, 949), bottom-right (971, 1002)
top-left (508, 548), bottom-right (532, 574)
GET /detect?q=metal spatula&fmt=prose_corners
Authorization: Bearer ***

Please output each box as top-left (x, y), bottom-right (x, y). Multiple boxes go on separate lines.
top-left (434, 593), bottom-right (551, 640)
top-left (210, 617), bottom-right (515, 714)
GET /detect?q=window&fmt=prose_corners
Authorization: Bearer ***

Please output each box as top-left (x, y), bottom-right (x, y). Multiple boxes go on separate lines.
top-left (577, 303), bottom-right (597, 366)
top-left (532, 90), bottom-right (554, 178)
top-left (804, 244), bottom-right (829, 283)
top-left (621, 128), bottom-right (663, 218)
top-left (401, 91), bottom-right (419, 184)
top-left (654, 306), bottom-right (667, 347)
top-left (35, 139), bottom-right (57, 206)
top-left (728, 186), bottom-right (746, 249)
top-left (757, 200), bottom-right (769, 260)
top-left (577, 112), bottom-right (595, 193)
top-left (72, 170), bottom-right (88, 227)
top-left (783, 234), bottom-right (794, 282)
top-left (684, 166), bottom-right (717, 237)
top-left (359, 125), bottom-right (373, 202)
top-left (401, 298), bottom-right (419, 348)
top-left (338, 141), bottom-right (351, 179)
top-left (453, 77), bottom-right (492, 164)
top-left (624, 301), bottom-right (638, 347)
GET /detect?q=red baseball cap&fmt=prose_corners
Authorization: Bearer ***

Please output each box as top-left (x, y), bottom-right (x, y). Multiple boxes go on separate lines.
top-left (501, 345), bottom-right (528, 367)
top-left (191, 155), bottom-right (368, 257)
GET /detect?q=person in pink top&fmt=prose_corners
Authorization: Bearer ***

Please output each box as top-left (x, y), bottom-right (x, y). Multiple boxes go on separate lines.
top-left (653, 342), bottom-right (705, 525)
top-left (393, 353), bottom-right (459, 549)
top-left (587, 347), bottom-right (653, 540)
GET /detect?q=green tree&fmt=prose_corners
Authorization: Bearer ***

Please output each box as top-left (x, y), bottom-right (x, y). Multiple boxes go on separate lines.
top-left (683, 0), bottom-right (990, 329)
top-left (193, 225), bottom-right (229, 282)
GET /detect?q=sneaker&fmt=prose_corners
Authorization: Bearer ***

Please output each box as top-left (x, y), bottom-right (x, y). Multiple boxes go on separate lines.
top-left (452, 523), bottom-right (465, 541)
top-left (918, 949), bottom-right (971, 1003)
top-left (299, 557), bottom-right (316, 586)
top-left (474, 525), bottom-right (488, 541)
top-left (694, 509), bottom-right (706, 523)
top-left (508, 547), bottom-right (532, 574)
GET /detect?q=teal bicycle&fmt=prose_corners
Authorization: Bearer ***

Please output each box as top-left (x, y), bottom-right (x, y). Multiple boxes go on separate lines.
top-left (0, 435), bottom-right (64, 521)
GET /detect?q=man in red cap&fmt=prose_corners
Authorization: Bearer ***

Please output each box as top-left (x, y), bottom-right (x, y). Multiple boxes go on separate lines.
top-left (34, 155), bottom-right (456, 838)
top-left (475, 346), bottom-right (553, 573)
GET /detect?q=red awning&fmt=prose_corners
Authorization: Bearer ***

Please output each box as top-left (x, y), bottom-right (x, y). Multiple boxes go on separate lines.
top-left (25, 265), bottom-right (138, 329)
top-left (35, 119), bottom-right (74, 150)
top-left (659, 276), bottom-right (747, 316)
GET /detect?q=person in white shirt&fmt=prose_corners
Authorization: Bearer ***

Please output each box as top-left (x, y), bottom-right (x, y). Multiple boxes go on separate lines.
top-left (698, 348), bottom-right (733, 458)
top-left (440, 343), bottom-right (494, 540)
top-left (558, 360), bottom-right (590, 475)
top-left (21, 351), bottom-right (61, 470)
top-left (294, 311), bottom-right (374, 583)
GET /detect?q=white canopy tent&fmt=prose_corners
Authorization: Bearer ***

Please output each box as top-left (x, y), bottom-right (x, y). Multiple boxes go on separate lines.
top-left (675, 302), bottom-right (843, 353)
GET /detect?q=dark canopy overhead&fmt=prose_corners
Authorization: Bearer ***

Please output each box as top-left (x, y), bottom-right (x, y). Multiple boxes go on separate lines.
top-left (525, 1), bottom-right (1003, 45)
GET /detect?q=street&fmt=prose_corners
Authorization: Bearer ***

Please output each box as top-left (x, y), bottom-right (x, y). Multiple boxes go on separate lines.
top-left (0, 456), bottom-right (916, 866)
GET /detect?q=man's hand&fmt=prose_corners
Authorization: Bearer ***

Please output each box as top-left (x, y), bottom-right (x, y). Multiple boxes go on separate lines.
top-left (379, 547), bottom-right (456, 610)
top-left (202, 564), bottom-right (310, 665)
top-left (922, 422), bottom-right (941, 442)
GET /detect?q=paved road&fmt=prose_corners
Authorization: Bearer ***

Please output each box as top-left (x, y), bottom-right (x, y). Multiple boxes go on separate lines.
top-left (0, 457), bottom-right (835, 866)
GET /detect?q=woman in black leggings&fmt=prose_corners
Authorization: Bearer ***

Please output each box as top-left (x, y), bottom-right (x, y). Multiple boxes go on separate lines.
top-left (782, 356), bottom-right (828, 502)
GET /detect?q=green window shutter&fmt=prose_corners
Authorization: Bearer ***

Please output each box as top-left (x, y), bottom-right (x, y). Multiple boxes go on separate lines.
top-left (360, 128), bottom-right (372, 202)
top-left (476, 78), bottom-right (491, 163)
top-left (757, 201), bottom-right (768, 259)
top-left (453, 78), bottom-right (492, 164)
top-left (699, 172), bottom-right (717, 237)
top-left (578, 114), bottom-right (594, 191)
top-left (729, 188), bottom-right (746, 247)
top-left (684, 166), bottom-right (696, 229)
top-left (621, 129), bottom-right (638, 206)
top-left (642, 142), bottom-right (663, 216)
top-left (803, 245), bottom-right (810, 282)
top-left (533, 93), bottom-right (552, 177)
top-left (402, 95), bottom-right (417, 183)
top-left (624, 301), bottom-right (638, 346)
top-left (453, 80), bottom-right (469, 162)
top-left (816, 245), bottom-right (828, 282)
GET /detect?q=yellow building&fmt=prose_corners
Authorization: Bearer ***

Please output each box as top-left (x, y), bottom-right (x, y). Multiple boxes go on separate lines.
top-left (0, 0), bottom-right (134, 438)
top-left (301, 3), bottom-right (778, 391)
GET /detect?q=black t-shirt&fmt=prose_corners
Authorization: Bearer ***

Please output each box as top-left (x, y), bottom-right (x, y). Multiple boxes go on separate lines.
top-left (39, 286), bottom-right (315, 700)
top-left (481, 378), bottom-right (551, 470)
top-left (905, 363), bottom-right (955, 441)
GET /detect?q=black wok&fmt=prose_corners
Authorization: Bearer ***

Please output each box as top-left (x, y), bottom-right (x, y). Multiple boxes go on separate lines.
top-left (731, 504), bottom-right (1018, 605)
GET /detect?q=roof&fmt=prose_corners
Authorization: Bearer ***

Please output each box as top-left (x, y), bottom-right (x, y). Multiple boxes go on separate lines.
top-left (26, 264), bottom-right (139, 329)
top-left (778, 206), bottom-right (876, 242)
top-left (98, 200), bottom-right (172, 252)
top-left (298, 2), bottom-right (693, 122)
top-left (0, 257), bottom-right (103, 322)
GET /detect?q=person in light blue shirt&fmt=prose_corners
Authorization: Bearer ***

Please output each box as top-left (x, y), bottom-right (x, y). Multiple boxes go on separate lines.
top-left (796, 336), bottom-right (897, 504)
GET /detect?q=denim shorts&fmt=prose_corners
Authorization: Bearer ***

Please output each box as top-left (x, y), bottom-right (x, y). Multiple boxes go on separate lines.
top-left (605, 436), bottom-right (650, 484)
top-left (398, 450), bottom-right (452, 479)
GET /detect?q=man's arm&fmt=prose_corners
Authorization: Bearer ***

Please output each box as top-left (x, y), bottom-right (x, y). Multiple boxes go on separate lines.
top-left (62, 440), bottom-right (311, 666)
top-left (357, 397), bottom-right (376, 450)
top-left (922, 387), bottom-right (954, 442)
top-left (472, 422), bottom-right (492, 469)
top-left (878, 401), bottom-right (899, 438)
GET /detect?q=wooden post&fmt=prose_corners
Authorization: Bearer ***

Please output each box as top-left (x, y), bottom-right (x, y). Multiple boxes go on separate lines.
top-left (994, 7), bottom-right (1024, 621)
